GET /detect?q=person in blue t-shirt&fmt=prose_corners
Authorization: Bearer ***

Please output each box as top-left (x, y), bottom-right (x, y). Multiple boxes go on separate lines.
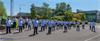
top-left (18, 18), bottom-right (23, 32)
top-left (32, 19), bottom-right (39, 35)
top-left (25, 18), bottom-right (28, 28)
top-left (51, 21), bottom-right (56, 31)
top-left (6, 18), bottom-right (12, 34)
top-left (40, 20), bottom-right (46, 32)
top-left (47, 20), bottom-right (53, 35)
top-left (29, 19), bottom-right (39, 36)
top-left (27, 19), bottom-right (32, 30)
top-left (63, 22), bottom-right (68, 33)
top-left (90, 21), bottom-right (96, 32)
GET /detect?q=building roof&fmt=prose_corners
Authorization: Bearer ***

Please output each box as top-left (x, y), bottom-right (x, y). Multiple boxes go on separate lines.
top-left (77, 10), bottom-right (99, 15)
top-left (17, 12), bottom-right (30, 16)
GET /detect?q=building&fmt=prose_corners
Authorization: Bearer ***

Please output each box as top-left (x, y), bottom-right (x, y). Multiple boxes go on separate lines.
top-left (97, 11), bottom-right (100, 23)
top-left (16, 12), bottom-right (31, 18)
top-left (77, 10), bottom-right (100, 22)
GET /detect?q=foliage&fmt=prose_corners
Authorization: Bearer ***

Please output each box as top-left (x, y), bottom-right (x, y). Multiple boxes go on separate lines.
top-left (30, 2), bottom-right (74, 21)
top-left (73, 13), bottom-right (86, 21)
top-left (64, 4), bottom-right (73, 21)
top-left (55, 2), bottom-right (67, 16)
top-left (30, 4), bottom-right (36, 19)
top-left (30, 3), bottom-right (52, 19)
top-left (0, 1), bottom-right (7, 19)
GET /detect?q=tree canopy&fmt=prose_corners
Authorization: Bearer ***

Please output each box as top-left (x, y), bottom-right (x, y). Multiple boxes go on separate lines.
top-left (30, 3), bottom-right (52, 19)
top-left (0, 0), bottom-right (7, 19)
top-left (30, 2), bottom-right (86, 21)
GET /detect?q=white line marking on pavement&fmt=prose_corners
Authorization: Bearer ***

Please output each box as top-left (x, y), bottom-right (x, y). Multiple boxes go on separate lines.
top-left (84, 34), bottom-right (100, 41)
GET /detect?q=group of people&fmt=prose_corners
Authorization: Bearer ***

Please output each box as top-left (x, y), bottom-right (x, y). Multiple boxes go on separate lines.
top-left (5, 17), bottom-right (96, 36)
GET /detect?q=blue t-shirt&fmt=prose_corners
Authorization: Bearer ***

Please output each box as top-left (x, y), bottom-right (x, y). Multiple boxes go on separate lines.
top-left (6, 19), bottom-right (11, 27)
top-left (18, 19), bottom-right (23, 26)
top-left (28, 19), bottom-right (31, 25)
top-left (48, 21), bottom-right (53, 27)
top-left (33, 20), bottom-right (39, 27)
top-left (41, 20), bottom-right (46, 26)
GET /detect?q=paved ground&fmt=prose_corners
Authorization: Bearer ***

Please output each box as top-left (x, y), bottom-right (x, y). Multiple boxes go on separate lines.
top-left (0, 23), bottom-right (100, 41)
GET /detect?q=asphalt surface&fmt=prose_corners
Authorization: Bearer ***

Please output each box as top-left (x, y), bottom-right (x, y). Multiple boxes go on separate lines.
top-left (0, 24), bottom-right (100, 41)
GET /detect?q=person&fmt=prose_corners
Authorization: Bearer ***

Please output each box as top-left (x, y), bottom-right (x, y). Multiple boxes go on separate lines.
top-left (82, 21), bottom-right (85, 29)
top-left (16, 18), bottom-right (18, 30)
top-left (63, 21), bottom-right (68, 33)
top-left (89, 22), bottom-right (92, 30)
top-left (5, 18), bottom-right (12, 34)
top-left (22, 19), bottom-right (25, 29)
top-left (68, 22), bottom-right (71, 30)
top-left (56, 21), bottom-right (60, 30)
top-left (29, 19), bottom-right (39, 37)
top-left (40, 20), bottom-right (46, 32)
top-left (91, 21), bottom-right (96, 32)
top-left (47, 20), bottom-right (53, 35)
top-left (76, 21), bottom-right (80, 31)
top-left (51, 21), bottom-right (56, 31)
top-left (59, 21), bottom-right (63, 29)
top-left (33, 19), bottom-right (39, 35)
top-left (27, 19), bottom-right (32, 30)
top-left (12, 17), bottom-right (17, 28)
top-left (18, 17), bottom-right (23, 32)
top-left (25, 18), bottom-right (28, 28)
top-left (72, 21), bottom-right (76, 28)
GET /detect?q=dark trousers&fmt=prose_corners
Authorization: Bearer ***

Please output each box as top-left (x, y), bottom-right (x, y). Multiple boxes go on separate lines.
top-left (28, 25), bottom-right (31, 30)
top-left (82, 25), bottom-right (85, 29)
top-left (23, 24), bottom-right (25, 29)
top-left (76, 25), bottom-right (80, 31)
top-left (91, 26), bottom-right (96, 32)
top-left (90, 26), bottom-right (92, 30)
top-left (25, 22), bottom-right (28, 28)
top-left (6, 26), bottom-right (11, 34)
top-left (19, 26), bottom-right (23, 32)
top-left (64, 26), bottom-right (67, 32)
top-left (41, 26), bottom-right (45, 31)
top-left (47, 27), bottom-right (52, 34)
top-left (13, 22), bottom-right (16, 28)
top-left (33, 27), bottom-right (38, 35)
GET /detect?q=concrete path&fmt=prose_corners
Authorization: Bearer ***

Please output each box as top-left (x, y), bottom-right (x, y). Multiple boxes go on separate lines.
top-left (0, 24), bottom-right (100, 41)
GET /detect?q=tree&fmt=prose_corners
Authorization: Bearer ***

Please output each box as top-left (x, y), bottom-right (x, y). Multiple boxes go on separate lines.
top-left (78, 13), bottom-right (86, 21)
top-left (55, 2), bottom-right (67, 16)
top-left (42, 3), bottom-right (52, 19)
top-left (64, 4), bottom-right (73, 21)
top-left (0, 0), bottom-right (7, 19)
top-left (30, 4), bottom-right (36, 19)
top-left (73, 13), bottom-right (86, 21)
top-left (30, 2), bottom-right (73, 21)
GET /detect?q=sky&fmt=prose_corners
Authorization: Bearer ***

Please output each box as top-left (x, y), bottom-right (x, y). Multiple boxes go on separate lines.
top-left (1, 0), bottom-right (100, 16)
